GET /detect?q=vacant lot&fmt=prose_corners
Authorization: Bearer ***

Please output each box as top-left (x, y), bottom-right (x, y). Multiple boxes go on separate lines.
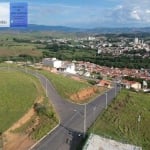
top-left (90, 90), bottom-right (150, 150)
top-left (0, 69), bottom-right (58, 149)
top-left (40, 70), bottom-right (91, 99)
top-left (0, 70), bottom-right (38, 132)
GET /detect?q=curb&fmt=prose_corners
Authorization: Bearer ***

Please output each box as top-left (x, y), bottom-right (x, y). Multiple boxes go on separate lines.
top-left (28, 123), bottom-right (60, 150)
top-left (28, 71), bottom-right (61, 150)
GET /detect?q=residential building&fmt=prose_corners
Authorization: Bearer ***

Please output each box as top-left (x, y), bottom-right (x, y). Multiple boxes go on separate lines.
top-left (42, 58), bottom-right (62, 69)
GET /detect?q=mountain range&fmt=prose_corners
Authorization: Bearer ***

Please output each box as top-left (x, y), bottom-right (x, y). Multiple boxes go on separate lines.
top-left (0, 24), bottom-right (150, 34)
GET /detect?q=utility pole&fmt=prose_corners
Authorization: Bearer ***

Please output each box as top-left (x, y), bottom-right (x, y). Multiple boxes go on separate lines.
top-left (84, 104), bottom-right (87, 138)
top-left (46, 78), bottom-right (48, 97)
top-left (92, 106), bottom-right (96, 133)
top-left (105, 92), bottom-right (108, 109)
top-left (137, 115), bottom-right (141, 146)
top-left (115, 83), bottom-right (117, 97)
top-left (7, 57), bottom-right (10, 72)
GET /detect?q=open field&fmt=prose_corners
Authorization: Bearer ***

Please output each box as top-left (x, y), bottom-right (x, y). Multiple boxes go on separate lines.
top-left (0, 32), bottom-right (42, 57)
top-left (0, 69), bottom-right (58, 149)
top-left (40, 70), bottom-right (91, 99)
top-left (0, 70), bottom-right (38, 133)
top-left (90, 90), bottom-right (150, 150)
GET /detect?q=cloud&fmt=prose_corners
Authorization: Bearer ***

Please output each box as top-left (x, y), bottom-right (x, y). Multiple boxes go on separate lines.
top-left (28, 0), bottom-right (150, 27)
top-left (130, 10), bottom-right (141, 20)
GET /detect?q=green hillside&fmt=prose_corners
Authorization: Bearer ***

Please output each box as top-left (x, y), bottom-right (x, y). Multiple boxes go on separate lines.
top-left (0, 70), bottom-right (39, 132)
top-left (90, 90), bottom-right (150, 150)
top-left (40, 70), bottom-right (91, 99)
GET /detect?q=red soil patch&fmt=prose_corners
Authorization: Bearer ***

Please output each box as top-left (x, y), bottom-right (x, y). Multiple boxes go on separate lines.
top-left (3, 97), bottom-right (43, 150)
top-left (70, 86), bottom-right (99, 103)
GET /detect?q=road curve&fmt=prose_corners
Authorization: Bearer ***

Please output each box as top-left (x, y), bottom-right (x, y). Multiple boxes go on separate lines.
top-left (0, 67), bottom-right (119, 150)
top-left (30, 70), bottom-right (120, 150)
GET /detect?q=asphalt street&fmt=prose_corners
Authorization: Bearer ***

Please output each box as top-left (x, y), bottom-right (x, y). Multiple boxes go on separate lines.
top-left (30, 71), bottom-right (120, 150)
top-left (0, 67), bottom-right (120, 150)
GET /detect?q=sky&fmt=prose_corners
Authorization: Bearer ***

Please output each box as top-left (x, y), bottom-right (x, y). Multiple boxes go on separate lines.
top-left (1, 0), bottom-right (150, 28)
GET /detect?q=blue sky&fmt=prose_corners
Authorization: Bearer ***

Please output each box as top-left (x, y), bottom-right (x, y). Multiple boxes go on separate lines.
top-left (1, 0), bottom-right (150, 28)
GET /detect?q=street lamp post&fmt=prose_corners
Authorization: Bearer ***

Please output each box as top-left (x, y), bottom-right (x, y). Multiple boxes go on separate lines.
top-left (92, 106), bottom-right (96, 134)
top-left (137, 115), bottom-right (141, 146)
top-left (105, 92), bottom-right (108, 109)
top-left (84, 104), bottom-right (87, 138)
top-left (46, 78), bottom-right (48, 97)
top-left (115, 84), bottom-right (117, 97)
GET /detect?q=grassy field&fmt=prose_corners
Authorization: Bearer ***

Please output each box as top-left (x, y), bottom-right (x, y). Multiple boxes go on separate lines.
top-left (0, 46), bottom-right (42, 57)
top-left (14, 98), bottom-right (58, 140)
top-left (40, 70), bottom-right (91, 99)
top-left (0, 70), bottom-right (38, 132)
top-left (89, 90), bottom-right (150, 150)
top-left (0, 69), bottom-right (58, 141)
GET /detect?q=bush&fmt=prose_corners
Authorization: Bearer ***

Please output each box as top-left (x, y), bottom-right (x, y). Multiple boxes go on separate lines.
top-left (34, 103), bottom-right (46, 115)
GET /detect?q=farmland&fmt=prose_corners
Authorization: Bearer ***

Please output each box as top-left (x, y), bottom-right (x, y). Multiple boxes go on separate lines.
top-left (90, 90), bottom-right (150, 150)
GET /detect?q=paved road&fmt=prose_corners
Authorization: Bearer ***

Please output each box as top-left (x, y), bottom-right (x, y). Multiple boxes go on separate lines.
top-left (30, 71), bottom-right (120, 150)
top-left (0, 68), bottom-right (120, 150)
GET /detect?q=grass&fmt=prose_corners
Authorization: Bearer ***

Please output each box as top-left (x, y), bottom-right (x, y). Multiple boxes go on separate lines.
top-left (40, 70), bottom-right (91, 99)
top-left (89, 90), bottom-right (150, 150)
top-left (0, 70), bottom-right (38, 133)
top-left (14, 98), bottom-right (58, 140)
top-left (0, 69), bottom-right (58, 141)
top-left (31, 99), bottom-right (58, 140)
top-left (0, 45), bottom-right (42, 57)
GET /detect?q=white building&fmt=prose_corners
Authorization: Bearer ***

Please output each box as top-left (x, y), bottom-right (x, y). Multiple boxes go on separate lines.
top-left (88, 36), bottom-right (96, 41)
top-left (83, 134), bottom-right (142, 150)
top-left (121, 80), bottom-right (141, 91)
top-left (134, 37), bottom-right (139, 44)
top-left (97, 48), bottom-right (102, 54)
top-left (64, 63), bottom-right (76, 74)
top-left (84, 72), bottom-right (91, 77)
top-left (42, 58), bottom-right (62, 69)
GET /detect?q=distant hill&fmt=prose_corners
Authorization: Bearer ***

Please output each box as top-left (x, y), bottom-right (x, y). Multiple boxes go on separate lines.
top-left (0, 24), bottom-right (150, 34)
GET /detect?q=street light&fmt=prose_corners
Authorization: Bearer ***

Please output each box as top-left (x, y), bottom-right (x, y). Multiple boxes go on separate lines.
top-left (137, 115), bottom-right (141, 131)
top-left (92, 106), bottom-right (96, 134)
top-left (115, 83), bottom-right (117, 97)
top-left (137, 114), bottom-right (141, 146)
top-left (84, 104), bottom-right (87, 138)
top-left (105, 92), bottom-right (108, 109)
top-left (45, 78), bottom-right (48, 97)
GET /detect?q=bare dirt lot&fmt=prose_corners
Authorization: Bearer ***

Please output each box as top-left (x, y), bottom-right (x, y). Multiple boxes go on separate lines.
top-left (70, 86), bottom-right (106, 103)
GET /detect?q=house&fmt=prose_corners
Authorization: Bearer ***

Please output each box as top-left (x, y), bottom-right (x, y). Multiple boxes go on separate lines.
top-left (97, 80), bottom-right (112, 88)
top-left (64, 63), bottom-right (76, 74)
top-left (42, 58), bottom-right (62, 69)
top-left (84, 72), bottom-right (91, 77)
top-left (121, 80), bottom-right (141, 91)
top-left (131, 81), bottom-right (142, 90)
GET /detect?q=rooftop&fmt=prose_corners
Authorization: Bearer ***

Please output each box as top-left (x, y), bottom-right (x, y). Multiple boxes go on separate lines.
top-left (83, 134), bottom-right (142, 150)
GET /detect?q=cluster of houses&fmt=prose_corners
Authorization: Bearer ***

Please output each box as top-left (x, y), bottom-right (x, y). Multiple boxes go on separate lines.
top-left (4, 57), bottom-right (149, 92)
top-left (42, 58), bottom-right (150, 92)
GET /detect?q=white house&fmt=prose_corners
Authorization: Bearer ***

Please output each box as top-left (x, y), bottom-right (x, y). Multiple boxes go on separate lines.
top-left (84, 72), bottom-right (91, 77)
top-left (64, 63), bottom-right (76, 74)
top-left (42, 58), bottom-right (62, 69)
top-left (131, 82), bottom-right (141, 90)
top-left (121, 80), bottom-right (141, 91)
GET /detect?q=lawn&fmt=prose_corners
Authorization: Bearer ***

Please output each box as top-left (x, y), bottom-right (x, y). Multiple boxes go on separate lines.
top-left (90, 90), bottom-right (150, 150)
top-left (40, 70), bottom-right (91, 99)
